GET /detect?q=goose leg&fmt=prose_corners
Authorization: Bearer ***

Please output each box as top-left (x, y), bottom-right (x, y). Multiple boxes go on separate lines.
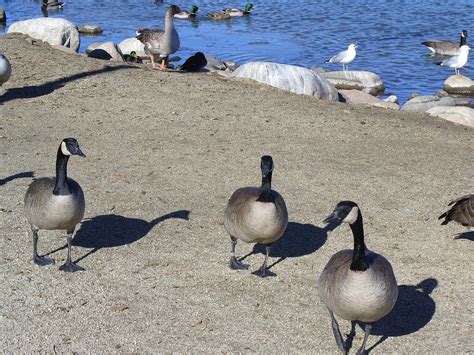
top-left (32, 226), bottom-right (55, 266)
top-left (252, 244), bottom-right (276, 277)
top-left (59, 231), bottom-right (84, 272)
top-left (229, 237), bottom-right (249, 270)
top-left (151, 54), bottom-right (158, 69)
top-left (160, 56), bottom-right (168, 71)
top-left (330, 311), bottom-right (347, 354)
top-left (356, 323), bottom-right (373, 355)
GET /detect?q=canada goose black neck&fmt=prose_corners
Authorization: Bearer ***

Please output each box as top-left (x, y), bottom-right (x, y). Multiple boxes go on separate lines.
top-left (460, 31), bottom-right (467, 46)
top-left (53, 146), bottom-right (71, 196)
top-left (349, 211), bottom-right (368, 271)
top-left (257, 171), bottom-right (273, 202)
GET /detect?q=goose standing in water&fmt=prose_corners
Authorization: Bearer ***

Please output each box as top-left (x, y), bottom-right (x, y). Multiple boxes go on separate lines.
top-left (137, 5), bottom-right (181, 70)
top-left (0, 53), bottom-right (11, 88)
top-left (224, 156), bottom-right (288, 277)
top-left (325, 44), bottom-right (358, 71)
top-left (439, 194), bottom-right (473, 230)
top-left (440, 45), bottom-right (471, 75)
top-left (423, 30), bottom-right (468, 56)
top-left (24, 138), bottom-right (86, 272)
top-left (319, 201), bottom-right (398, 354)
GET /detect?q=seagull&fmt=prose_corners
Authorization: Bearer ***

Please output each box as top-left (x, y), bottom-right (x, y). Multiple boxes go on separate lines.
top-left (440, 45), bottom-right (470, 75)
top-left (0, 53), bottom-right (12, 88)
top-left (325, 43), bottom-right (358, 71)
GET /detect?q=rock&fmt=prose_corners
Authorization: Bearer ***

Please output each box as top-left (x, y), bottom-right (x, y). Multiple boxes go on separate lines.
top-left (51, 44), bottom-right (79, 55)
top-left (118, 38), bottom-right (147, 57)
top-left (427, 106), bottom-right (474, 128)
top-left (8, 18), bottom-right (80, 52)
top-left (78, 24), bottom-right (103, 35)
top-left (88, 42), bottom-right (124, 62)
top-left (435, 90), bottom-right (449, 98)
top-left (231, 61), bottom-right (339, 101)
top-left (319, 70), bottom-right (384, 95)
top-left (339, 90), bottom-right (399, 110)
top-left (0, 8), bottom-right (6, 23)
top-left (223, 60), bottom-right (238, 72)
top-left (444, 75), bottom-right (474, 96)
top-left (401, 95), bottom-right (456, 112)
top-left (408, 92), bottom-right (421, 100)
top-left (86, 42), bottom-right (102, 54)
top-left (204, 54), bottom-right (227, 71)
top-left (383, 95), bottom-right (399, 104)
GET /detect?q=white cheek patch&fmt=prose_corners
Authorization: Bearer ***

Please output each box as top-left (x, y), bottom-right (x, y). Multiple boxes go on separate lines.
top-left (343, 206), bottom-right (359, 224)
top-left (61, 141), bottom-right (72, 156)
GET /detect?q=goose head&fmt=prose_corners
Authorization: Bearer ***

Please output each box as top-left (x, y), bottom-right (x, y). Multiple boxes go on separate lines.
top-left (461, 30), bottom-right (468, 38)
top-left (168, 5), bottom-right (182, 16)
top-left (60, 138), bottom-right (86, 158)
top-left (324, 200), bottom-right (359, 225)
top-left (260, 155), bottom-right (274, 179)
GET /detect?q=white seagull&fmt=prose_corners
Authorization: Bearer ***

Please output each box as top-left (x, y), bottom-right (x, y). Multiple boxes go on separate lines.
top-left (0, 53), bottom-right (12, 87)
top-left (325, 43), bottom-right (358, 71)
top-left (440, 45), bottom-right (471, 75)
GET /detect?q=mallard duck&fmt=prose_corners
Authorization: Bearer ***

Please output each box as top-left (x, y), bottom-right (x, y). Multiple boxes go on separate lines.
top-left (319, 201), bottom-right (398, 354)
top-left (325, 43), bottom-right (358, 71)
top-left (439, 45), bottom-right (471, 75)
top-left (41, 0), bottom-right (64, 11)
top-left (24, 138), bottom-right (86, 272)
top-left (223, 3), bottom-right (254, 16)
top-left (439, 194), bottom-right (473, 230)
top-left (423, 30), bottom-right (468, 56)
top-left (0, 53), bottom-right (11, 87)
top-left (175, 5), bottom-right (198, 19)
top-left (208, 11), bottom-right (231, 20)
top-left (124, 51), bottom-right (143, 63)
top-left (137, 5), bottom-right (181, 70)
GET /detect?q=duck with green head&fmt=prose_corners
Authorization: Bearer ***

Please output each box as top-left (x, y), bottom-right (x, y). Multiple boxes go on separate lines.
top-left (224, 3), bottom-right (254, 16)
top-left (175, 5), bottom-right (199, 19)
top-left (41, 0), bottom-right (64, 11)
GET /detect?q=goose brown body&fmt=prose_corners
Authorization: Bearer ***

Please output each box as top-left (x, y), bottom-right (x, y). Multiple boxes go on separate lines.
top-left (439, 194), bottom-right (474, 228)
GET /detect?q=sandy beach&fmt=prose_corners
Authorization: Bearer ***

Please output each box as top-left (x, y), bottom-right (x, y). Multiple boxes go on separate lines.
top-left (0, 33), bottom-right (473, 353)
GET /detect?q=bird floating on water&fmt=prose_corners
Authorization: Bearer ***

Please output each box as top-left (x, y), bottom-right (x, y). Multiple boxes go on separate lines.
top-left (174, 5), bottom-right (198, 19)
top-left (137, 5), bottom-right (181, 70)
top-left (223, 3), bottom-right (254, 16)
top-left (325, 43), bottom-right (357, 71)
top-left (41, 0), bottom-right (64, 11)
top-left (422, 30), bottom-right (468, 56)
top-left (439, 45), bottom-right (470, 75)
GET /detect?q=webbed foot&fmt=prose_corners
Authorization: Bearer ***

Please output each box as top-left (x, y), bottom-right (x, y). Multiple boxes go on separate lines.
top-left (229, 257), bottom-right (249, 270)
top-left (252, 266), bottom-right (276, 277)
top-left (59, 261), bottom-right (85, 272)
top-left (34, 255), bottom-right (55, 266)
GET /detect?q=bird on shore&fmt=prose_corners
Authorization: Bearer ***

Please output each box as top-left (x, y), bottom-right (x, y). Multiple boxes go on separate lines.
top-left (137, 5), bottom-right (181, 70)
top-left (24, 138), bottom-right (86, 272)
top-left (422, 30), bottom-right (468, 56)
top-left (439, 194), bottom-right (473, 230)
top-left (224, 156), bottom-right (288, 277)
top-left (174, 5), bottom-right (198, 19)
top-left (319, 201), bottom-right (398, 355)
top-left (0, 53), bottom-right (12, 87)
top-left (41, 0), bottom-right (64, 11)
top-left (325, 43), bottom-right (357, 71)
top-left (177, 52), bottom-right (207, 72)
top-left (223, 3), bottom-right (254, 16)
top-left (439, 45), bottom-right (470, 75)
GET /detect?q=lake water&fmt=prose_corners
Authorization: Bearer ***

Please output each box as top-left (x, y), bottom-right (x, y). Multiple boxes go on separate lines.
top-left (1, 0), bottom-right (473, 103)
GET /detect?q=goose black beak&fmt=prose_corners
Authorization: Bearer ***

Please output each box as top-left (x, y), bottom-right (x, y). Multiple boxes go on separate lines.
top-left (74, 147), bottom-right (86, 158)
top-left (323, 211), bottom-right (341, 225)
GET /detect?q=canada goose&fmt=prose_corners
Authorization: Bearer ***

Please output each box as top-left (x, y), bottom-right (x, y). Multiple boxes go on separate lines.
top-left (137, 5), bottom-right (181, 70)
top-left (24, 138), bottom-right (86, 272)
top-left (223, 155), bottom-right (288, 277)
top-left (0, 53), bottom-right (11, 87)
top-left (439, 194), bottom-right (473, 230)
top-left (325, 44), bottom-right (358, 71)
top-left (423, 30), bottom-right (468, 56)
top-left (439, 45), bottom-right (471, 75)
top-left (319, 201), bottom-right (398, 354)
top-left (223, 3), bottom-right (254, 16)
top-left (41, 0), bottom-right (64, 11)
top-left (174, 5), bottom-right (198, 19)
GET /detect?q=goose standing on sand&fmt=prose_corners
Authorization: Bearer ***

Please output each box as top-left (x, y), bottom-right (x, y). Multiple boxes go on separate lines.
top-left (0, 53), bottom-right (11, 87)
top-left (223, 3), bottom-right (254, 16)
top-left (439, 194), bottom-right (473, 230)
top-left (24, 138), bottom-right (86, 272)
top-left (174, 5), bottom-right (198, 19)
top-left (319, 201), bottom-right (398, 354)
top-left (224, 156), bottom-right (288, 277)
top-left (439, 45), bottom-right (470, 75)
top-left (423, 30), bottom-right (468, 56)
top-left (325, 44), bottom-right (357, 71)
top-left (137, 5), bottom-right (181, 70)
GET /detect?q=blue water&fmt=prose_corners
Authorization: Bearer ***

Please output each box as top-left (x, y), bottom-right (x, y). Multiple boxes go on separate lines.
top-left (1, 0), bottom-right (473, 103)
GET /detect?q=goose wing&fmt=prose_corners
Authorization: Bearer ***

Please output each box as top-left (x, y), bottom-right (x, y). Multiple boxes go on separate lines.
top-left (422, 40), bottom-right (458, 55)
top-left (137, 28), bottom-right (165, 50)
top-left (439, 194), bottom-right (474, 226)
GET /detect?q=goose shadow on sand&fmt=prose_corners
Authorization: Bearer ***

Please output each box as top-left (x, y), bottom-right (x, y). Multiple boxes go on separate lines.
top-left (345, 278), bottom-right (438, 353)
top-left (453, 231), bottom-right (474, 241)
top-left (241, 221), bottom-right (334, 269)
top-left (48, 210), bottom-right (190, 264)
top-left (0, 171), bottom-right (34, 186)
